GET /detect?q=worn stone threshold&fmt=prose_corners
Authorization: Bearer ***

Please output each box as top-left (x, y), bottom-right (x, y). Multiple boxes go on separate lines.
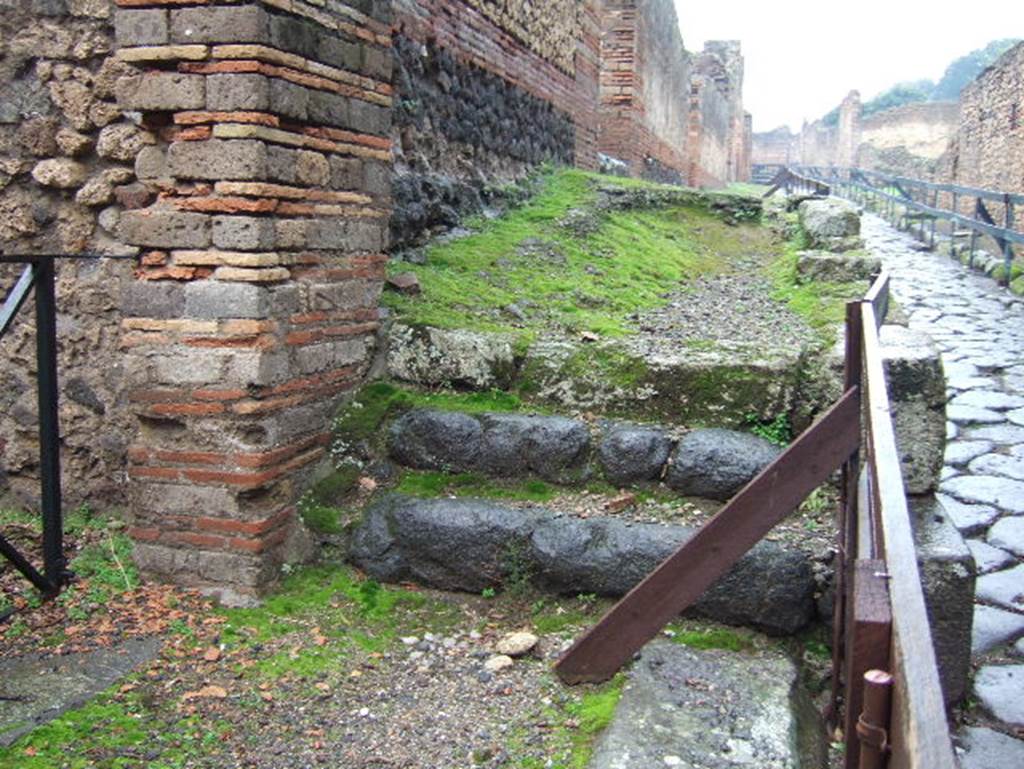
top-left (589, 638), bottom-right (825, 769)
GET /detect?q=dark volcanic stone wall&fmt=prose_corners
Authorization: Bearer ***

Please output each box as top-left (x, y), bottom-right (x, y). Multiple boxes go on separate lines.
top-left (391, 35), bottom-right (576, 249)
top-left (390, 0), bottom-right (600, 251)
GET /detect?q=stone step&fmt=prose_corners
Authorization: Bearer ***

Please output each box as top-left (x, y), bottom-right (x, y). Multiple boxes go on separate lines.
top-left (387, 408), bottom-right (782, 501)
top-left (386, 324), bottom-right (814, 428)
top-left (589, 638), bottom-right (826, 769)
top-left (350, 494), bottom-right (817, 636)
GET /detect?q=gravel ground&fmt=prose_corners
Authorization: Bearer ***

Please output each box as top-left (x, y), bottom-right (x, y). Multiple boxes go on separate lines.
top-left (221, 625), bottom-right (575, 769)
top-left (628, 271), bottom-right (818, 355)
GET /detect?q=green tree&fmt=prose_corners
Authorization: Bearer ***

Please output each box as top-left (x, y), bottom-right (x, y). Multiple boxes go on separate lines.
top-left (931, 39), bottom-right (1021, 101)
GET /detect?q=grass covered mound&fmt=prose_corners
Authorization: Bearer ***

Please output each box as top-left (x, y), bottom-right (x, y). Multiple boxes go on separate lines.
top-left (383, 168), bottom-right (774, 341)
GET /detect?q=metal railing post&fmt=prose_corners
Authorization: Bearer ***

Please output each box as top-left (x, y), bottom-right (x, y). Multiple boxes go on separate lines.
top-left (1003, 196), bottom-right (1016, 287)
top-left (32, 257), bottom-right (65, 591)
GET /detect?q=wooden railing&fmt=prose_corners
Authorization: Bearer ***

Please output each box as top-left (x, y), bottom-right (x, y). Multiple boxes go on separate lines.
top-left (555, 271), bottom-right (957, 768)
top-left (763, 165), bottom-right (831, 198)
top-left (794, 166), bottom-right (1022, 285)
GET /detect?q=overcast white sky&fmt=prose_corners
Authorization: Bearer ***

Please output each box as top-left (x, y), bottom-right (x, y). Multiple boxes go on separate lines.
top-left (674, 0), bottom-right (1024, 133)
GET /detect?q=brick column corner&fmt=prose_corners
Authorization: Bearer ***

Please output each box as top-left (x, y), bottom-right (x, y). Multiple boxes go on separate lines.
top-left (112, 0), bottom-right (392, 605)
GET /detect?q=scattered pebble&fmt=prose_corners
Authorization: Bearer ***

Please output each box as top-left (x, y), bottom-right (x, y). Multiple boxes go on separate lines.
top-left (484, 655), bottom-right (515, 673)
top-left (495, 632), bottom-right (539, 657)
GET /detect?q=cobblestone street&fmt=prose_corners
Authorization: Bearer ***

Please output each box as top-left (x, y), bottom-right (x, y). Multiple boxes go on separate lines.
top-left (865, 214), bottom-right (1024, 767)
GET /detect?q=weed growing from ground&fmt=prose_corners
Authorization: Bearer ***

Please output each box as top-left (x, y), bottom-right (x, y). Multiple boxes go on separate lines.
top-left (745, 412), bottom-right (792, 446)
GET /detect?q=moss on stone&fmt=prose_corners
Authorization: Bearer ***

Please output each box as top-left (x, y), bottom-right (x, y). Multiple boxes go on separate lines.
top-left (382, 168), bottom-right (771, 344)
top-left (396, 470), bottom-right (557, 502)
top-left (766, 235), bottom-right (868, 346)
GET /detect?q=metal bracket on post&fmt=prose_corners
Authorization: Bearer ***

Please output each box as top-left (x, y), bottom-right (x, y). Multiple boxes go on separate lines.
top-left (856, 670), bottom-right (893, 769)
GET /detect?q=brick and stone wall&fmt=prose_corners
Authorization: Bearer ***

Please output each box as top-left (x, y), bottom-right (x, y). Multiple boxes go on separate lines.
top-left (2, 0), bottom-right (391, 605)
top-left (598, 0), bottom-right (690, 184)
top-left (2, 0), bottom-right (759, 603)
top-left (951, 42), bottom-right (1024, 195)
top-left (390, 0), bottom-right (599, 249)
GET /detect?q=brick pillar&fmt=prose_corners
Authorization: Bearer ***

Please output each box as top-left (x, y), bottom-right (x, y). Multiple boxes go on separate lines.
top-left (112, 0), bottom-right (391, 605)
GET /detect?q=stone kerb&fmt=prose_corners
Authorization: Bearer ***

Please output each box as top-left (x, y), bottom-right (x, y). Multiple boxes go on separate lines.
top-left (112, 0), bottom-right (392, 604)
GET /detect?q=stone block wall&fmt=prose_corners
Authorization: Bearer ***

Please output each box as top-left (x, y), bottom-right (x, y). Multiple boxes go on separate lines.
top-left (598, 0), bottom-right (690, 184)
top-left (1, 0), bottom-right (138, 509)
top-left (2, 0), bottom-right (391, 605)
top-left (390, 0), bottom-right (599, 248)
top-left (952, 42), bottom-right (1024, 195)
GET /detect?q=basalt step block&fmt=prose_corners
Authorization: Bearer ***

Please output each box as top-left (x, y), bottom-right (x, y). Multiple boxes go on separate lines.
top-left (350, 495), bottom-right (817, 635)
top-left (386, 408), bottom-right (782, 499)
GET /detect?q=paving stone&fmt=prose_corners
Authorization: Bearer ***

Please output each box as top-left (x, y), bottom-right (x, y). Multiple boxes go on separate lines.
top-left (947, 376), bottom-right (998, 391)
top-left (944, 360), bottom-right (980, 379)
top-left (947, 405), bottom-right (1005, 424)
top-left (951, 391), bottom-right (1024, 411)
top-left (941, 466), bottom-right (958, 481)
top-left (0, 638), bottom-right (161, 746)
top-left (973, 664), bottom-right (1024, 725)
top-left (1007, 408), bottom-right (1024, 427)
top-left (589, 639), bottom-right (825, 769)
top-left (947, 421), bottom-right (959, 440)
top-left (976, 564), bottom-right (1024, 611)
top-left (968, 540), bottom-right (1017, 575)
top-left (957, 726), bottom-right (1024, 769)
top-left (1017, 638), bottom-right (1024, 657)
top-left (945, 440), bottom-right (994, 466)
top-left (972, 605), bottom-right (1024, 655)
top-left (988, 517), bottom-right (1024, 557)
top-left (966, 424), bottom-right (1024, 444)
top-left (935, 493), bottom-right (1000, 536)
top-left (940, 475), bottom-right (1024, 513)
top-left (968, 453), bottom-right (1024, 480)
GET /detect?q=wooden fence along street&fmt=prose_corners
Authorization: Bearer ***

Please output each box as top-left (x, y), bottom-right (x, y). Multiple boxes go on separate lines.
top-left (556, 271), bottom-right (957, 769)
top-left (754, 164), bottom-right (1023, 286)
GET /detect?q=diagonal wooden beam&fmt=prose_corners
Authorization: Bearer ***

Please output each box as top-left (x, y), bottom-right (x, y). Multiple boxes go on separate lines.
top-left (554, 388), bottom-right (862, 685)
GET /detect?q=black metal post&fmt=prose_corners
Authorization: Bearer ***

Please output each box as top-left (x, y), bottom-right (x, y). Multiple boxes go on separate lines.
top-left (33, 258), bottom-right (65, 592)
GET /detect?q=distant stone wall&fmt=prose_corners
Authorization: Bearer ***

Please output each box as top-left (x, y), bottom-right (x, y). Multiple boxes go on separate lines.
top-left (2, 0), bottom-right (392, 604)
top-left (751, 126), bottom-right (798, 167)
top-left (799, 121), bottom-right (839, 167)
top-left (952, 42), bottom-right (1024, 194)
top-left (688, 71), bottom-right (730, 188)
top-left (390, 0), bottom-right (600, 248)
top-left (860, 102), bottom-right (959, 160)
top-left (774, 91), bottom-right (957, 179)
top-left (598, 0), bottom-right (690, 181)
top-left (688, 41), bottom-right (747, 187)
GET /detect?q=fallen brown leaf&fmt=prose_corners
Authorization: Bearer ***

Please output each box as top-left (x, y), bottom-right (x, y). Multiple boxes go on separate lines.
top-left (183, 684), bottom-right (228, 701)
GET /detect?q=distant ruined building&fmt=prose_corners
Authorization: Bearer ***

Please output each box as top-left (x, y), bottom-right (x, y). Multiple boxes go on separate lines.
top-left (392, 0), bottom-right (751, 247)
top-left (752, 41), bottom-right (1024, 196)
top-left (0, 0), bottom-right (752, 602)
